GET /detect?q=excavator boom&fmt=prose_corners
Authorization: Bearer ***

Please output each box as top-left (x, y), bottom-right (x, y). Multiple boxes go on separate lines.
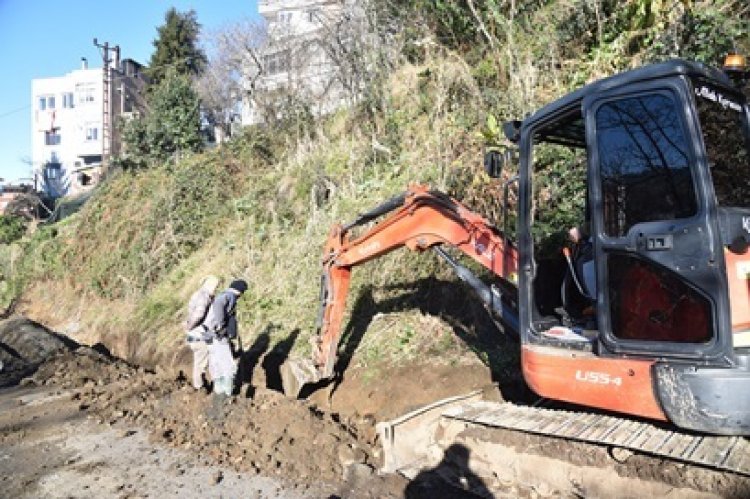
top-left (281, 185), bottom-right (519, 395)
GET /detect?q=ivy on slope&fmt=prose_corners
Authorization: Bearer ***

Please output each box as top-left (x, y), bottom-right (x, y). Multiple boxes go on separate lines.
top-left (61, 155), bottom-right (238, 298)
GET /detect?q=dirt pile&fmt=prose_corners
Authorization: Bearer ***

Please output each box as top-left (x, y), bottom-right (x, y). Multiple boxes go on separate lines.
top-left (0, 316), bottom-right (78, 387)
top-left (8, 315), bottom-right (749, 498)
top-left (21, 346), bottom-right (405, 496)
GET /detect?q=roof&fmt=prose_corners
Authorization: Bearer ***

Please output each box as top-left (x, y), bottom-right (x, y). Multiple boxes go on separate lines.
top-left (522, 59), bottom-right (733, 132)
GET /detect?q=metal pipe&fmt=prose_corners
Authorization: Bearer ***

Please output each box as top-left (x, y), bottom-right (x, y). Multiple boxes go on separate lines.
top-left (342, 192), bottom-right (407, 232)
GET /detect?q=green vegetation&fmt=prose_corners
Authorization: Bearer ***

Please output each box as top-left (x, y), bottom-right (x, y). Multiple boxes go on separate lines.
top-left (0, 215), bottom-right (26, 245)
top-left (121, 8), bottom-right (205, 168)
top-left (144, 7), bottom-right (206, 85)
top-left (3, 1), bottom-right (748, 368)
top-left (120, 72), bottom-right (203, 167)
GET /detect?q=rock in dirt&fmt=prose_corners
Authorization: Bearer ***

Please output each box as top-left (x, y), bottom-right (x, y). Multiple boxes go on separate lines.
top-left (344, 462), bottom-right (375, 482)
top-left (212, 470), bottom-right (223, 484)
top-left (338, 443), bottom-right (368, 468)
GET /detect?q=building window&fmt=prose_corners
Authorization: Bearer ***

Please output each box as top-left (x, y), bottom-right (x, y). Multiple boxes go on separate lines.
top-left (62, 92), bottom-right (75, 109)
top-left (46, 166), bottom-right (60, 179)
top-left (306, 9), bottom-right (320, 22)
top-left (45, 158), bottom-right (62, 179)
top-left (76, 84), bottom-right (96, 104)
top-left (45, 130), bottom-right (61, 146)
top-left (263, 50), bottom-right (291, 75)
top-left (38, 95), bottom-right (55, 110)
top-left (278, 11), bottom-right (293, 24)
top-left (85, 126), bottom-right (98, 141)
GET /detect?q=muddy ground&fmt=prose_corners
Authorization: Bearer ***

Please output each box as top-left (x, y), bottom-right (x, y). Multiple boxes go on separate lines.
top-left (1, 316), bottom-right (749, 498)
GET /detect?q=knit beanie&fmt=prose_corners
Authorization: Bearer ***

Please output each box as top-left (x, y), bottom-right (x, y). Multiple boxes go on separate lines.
top-left (229, 279), bottom-right (248, 294)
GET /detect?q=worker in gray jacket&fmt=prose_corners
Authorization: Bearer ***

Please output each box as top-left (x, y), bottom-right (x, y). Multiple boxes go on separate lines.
top-left (202, 279), bottom-right (248, 396)
top-left (185, 275), bottom-right (220, 390)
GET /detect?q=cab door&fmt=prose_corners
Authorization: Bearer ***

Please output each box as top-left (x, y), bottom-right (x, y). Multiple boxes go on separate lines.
top-left (584, 80), bottom-right (732, 360)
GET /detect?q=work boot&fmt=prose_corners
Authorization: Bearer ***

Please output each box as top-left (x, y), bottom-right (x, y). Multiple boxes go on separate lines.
top-left (213, 376), bottom-right (233, 396)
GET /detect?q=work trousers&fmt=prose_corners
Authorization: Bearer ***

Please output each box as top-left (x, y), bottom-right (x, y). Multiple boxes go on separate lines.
top-left (208, 338), bottom-right (236, 395)
top-left (188, 340), bottom-right (210, 389)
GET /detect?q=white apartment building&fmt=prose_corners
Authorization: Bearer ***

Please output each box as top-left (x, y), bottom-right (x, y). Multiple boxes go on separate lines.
top-left (31, 58), bottom-right (145, 198)
top-left (243, 0), bottom-right (359, 125)
top-left (31, 61), bottom-right (103, 198)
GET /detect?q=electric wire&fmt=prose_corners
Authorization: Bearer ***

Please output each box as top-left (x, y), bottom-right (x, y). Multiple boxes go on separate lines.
top-left (0, 105), bottom-right (31, 119)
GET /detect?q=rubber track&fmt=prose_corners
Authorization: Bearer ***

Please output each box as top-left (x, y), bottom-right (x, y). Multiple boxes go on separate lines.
top-left (442, 401), bottom-right (750, 477)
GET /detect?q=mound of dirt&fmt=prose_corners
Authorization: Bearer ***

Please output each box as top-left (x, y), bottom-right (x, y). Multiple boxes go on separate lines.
top-left (21, 346), bottom-right (401, 496)
top-left (11, 315), bottom-right (749, 498)
top-left (0, 316), bottom-right (79, 387)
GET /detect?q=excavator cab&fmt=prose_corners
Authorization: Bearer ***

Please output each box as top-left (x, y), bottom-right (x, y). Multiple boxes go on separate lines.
top-left (507, 59), bottom-right (750, 433)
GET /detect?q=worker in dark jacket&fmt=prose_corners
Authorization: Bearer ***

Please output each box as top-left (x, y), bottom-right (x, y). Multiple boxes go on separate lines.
top-left (185, 275), bottom-right (219, 390)
top-left (202, 279), bottom-right (248, 396)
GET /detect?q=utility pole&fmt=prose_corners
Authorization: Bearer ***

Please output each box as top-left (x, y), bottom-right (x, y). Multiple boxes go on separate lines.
top-left (94, 38), bottom-right (120, 169)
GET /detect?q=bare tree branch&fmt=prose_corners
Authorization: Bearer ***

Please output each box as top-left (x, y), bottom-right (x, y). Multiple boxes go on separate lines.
top-left (196, 19), bottom-right (267, 140)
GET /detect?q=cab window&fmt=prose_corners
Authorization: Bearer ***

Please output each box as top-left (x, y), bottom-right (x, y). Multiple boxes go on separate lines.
top-left (691, 79), bottom-right (750, 209)
top-left (595, 93), bottom-right (697, 237)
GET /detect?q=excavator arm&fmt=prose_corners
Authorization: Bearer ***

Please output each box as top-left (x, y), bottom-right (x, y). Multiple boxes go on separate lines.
top-left (282, 185), bottom-right (520, 395)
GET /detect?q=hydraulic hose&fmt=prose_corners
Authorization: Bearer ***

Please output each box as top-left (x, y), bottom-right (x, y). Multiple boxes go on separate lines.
top-left (433, 246), bottom-right (519, 337)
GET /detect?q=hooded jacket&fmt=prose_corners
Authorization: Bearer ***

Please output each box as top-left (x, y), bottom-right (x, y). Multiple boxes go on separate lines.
top-left (201, 289), bottom-right (240, 340)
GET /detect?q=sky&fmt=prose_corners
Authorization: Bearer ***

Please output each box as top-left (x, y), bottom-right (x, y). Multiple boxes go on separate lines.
top-left (0, 0), bottom-right (260, 184)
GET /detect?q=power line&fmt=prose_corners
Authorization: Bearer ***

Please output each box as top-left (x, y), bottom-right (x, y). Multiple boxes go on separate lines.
top-left (0, 105), bottom-right (30, 119)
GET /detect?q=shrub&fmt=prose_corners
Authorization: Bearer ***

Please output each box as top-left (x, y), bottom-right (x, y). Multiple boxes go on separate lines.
top-left (0, 215), bottom-right (26, 244)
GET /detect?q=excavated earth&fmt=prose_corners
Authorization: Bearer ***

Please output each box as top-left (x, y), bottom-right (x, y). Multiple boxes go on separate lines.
top-left (1, 315), bottom-right (750, 498)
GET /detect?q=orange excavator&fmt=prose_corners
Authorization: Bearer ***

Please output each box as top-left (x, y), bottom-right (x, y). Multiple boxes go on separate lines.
top-left (282, 58), bottom-right (750, 445)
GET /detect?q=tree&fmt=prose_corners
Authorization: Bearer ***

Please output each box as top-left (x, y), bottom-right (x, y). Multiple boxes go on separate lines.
top-left (196, 19), bottom-right (267, 142)
top-left (120, 8), bottom-right (206, 167)
top-left (121, 71), bottom-right (203, 166)
top-left (145, 8), bottom-right (207, 86)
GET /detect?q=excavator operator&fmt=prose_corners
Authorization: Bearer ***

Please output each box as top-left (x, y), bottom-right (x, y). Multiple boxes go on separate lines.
top-left (567, 223), bottom-right (595, 299)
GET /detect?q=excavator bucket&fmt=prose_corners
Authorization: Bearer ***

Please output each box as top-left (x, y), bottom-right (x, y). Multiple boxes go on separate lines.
top-left (279, 357), bottom-right (322, 398)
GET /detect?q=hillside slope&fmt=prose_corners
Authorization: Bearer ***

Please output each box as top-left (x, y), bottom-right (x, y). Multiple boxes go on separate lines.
top-left (4, 0), bottom-right (748, 378)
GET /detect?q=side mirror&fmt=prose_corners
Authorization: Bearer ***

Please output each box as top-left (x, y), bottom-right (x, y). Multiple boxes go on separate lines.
top-left (503, 120), bottom-right (522, 143)
top-left (484, 150), bottom-right (503, 178)
top-left (484, 149), bottom-right (513, 178)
